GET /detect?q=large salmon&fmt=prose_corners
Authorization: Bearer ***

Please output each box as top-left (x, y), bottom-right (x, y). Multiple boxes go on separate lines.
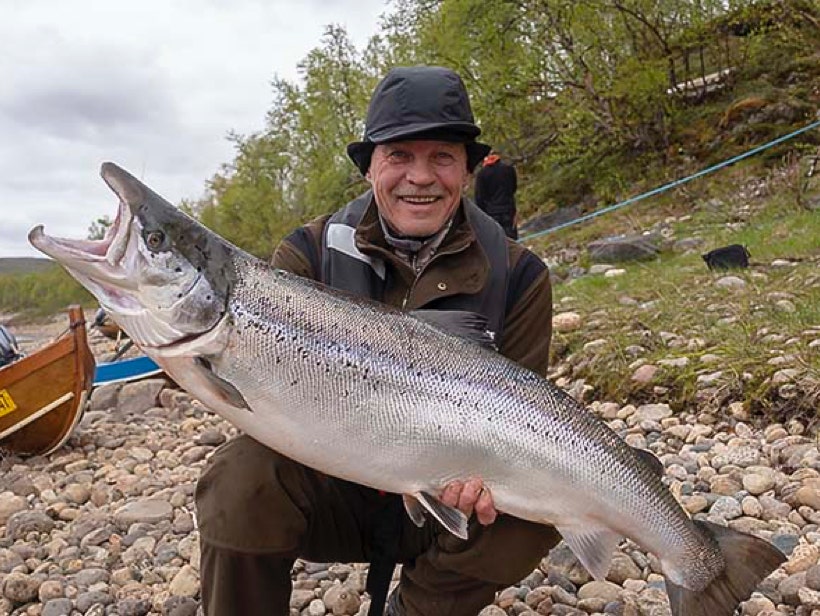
top-left (30, 163), bottom-right (784, 616)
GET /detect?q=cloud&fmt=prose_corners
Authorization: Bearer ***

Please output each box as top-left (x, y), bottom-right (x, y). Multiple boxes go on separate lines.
top-left (0, 0), bottom-right (388, 258)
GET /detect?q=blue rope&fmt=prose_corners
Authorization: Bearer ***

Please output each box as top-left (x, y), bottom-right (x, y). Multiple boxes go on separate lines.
top-left (518, 119), bottom-right (820, 243)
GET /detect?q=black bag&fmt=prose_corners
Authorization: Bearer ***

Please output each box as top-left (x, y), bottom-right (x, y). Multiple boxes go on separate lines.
top-left (702, 244), bottom-right (750, 270)
top-left (0, 325), bottom-right (22, 368)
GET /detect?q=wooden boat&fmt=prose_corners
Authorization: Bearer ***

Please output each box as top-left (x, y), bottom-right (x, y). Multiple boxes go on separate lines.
top-left (0, 305), bottom-right (95, 456)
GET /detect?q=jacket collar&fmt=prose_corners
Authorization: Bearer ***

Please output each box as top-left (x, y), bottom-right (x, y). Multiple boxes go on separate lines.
top-left (353, 195), bottom-right (487, 296)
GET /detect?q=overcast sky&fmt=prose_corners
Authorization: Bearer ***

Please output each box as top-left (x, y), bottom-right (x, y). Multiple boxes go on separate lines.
top-left (0, 0), bottom-right (388, 258)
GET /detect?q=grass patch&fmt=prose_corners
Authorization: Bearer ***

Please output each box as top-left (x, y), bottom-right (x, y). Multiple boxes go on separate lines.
top-left (543, 158), bottom-right (819, 428)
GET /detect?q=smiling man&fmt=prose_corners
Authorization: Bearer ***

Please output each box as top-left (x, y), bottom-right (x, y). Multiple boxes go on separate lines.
top-left (195, 66), bottom-right (558, 616)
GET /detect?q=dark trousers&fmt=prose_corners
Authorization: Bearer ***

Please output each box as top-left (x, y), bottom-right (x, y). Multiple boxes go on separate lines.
top-left (195, 435), bottom-right (560, 616)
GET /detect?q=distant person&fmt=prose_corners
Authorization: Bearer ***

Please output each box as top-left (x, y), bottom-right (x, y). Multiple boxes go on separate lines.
top-left (474, 152), bottom-right (518, 239)
top-left (0, 324), bottom-right (22, 368)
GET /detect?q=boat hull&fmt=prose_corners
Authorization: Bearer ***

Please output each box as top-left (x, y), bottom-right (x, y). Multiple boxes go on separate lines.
top-left (0, 306), bottom-right (95, 456)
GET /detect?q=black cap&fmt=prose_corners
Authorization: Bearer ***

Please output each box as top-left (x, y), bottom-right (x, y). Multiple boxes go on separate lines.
top-left (347, 66), bottom-right (491, 175)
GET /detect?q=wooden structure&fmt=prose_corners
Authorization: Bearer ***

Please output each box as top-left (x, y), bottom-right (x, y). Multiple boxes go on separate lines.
top-left (0, 306), bottom-right (95, 456)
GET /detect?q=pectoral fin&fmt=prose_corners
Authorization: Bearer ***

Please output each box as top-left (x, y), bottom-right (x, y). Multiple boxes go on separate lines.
top-left (557, 524), bottom-right (622, 581)
top-left (193, 357), bottom-right (251, 411)
top-left (153, 355), bottom-right (251, 415)
top-left (415, 491), bottom-right (469, 540)
top-left (411, 310), bottom-right (496, 349)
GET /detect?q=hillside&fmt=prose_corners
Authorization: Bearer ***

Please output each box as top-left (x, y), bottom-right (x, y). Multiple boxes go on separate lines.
top-left (527, 154), bottom-right (819, 429)
top-left (0, 257), bottom-right (55, 276)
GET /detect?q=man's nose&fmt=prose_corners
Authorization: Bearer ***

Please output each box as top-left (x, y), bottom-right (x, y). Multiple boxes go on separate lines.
top-left (405, 160), bottom-right (436, 185)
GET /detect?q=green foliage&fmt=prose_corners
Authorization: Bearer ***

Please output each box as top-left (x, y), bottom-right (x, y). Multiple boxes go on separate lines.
top-left (0, 266), bottom-right (94, 318)
top-left (186, 26), bottom-right (373, 259)
top-left (188, 0), bottom-right (819, 254)
top-left (87, 216), bottom-right (113, 241)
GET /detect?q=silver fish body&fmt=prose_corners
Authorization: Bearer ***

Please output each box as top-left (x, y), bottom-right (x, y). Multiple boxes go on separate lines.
top-left (30, 163), bottom-right (784, 616)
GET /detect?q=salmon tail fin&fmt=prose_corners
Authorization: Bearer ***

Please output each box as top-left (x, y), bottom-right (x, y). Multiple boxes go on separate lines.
top-left (666, 520), bottom-right (785, 616)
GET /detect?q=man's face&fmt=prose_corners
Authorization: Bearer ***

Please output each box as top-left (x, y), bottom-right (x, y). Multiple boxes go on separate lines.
top-left (367, 140), bottom-right (469, 237)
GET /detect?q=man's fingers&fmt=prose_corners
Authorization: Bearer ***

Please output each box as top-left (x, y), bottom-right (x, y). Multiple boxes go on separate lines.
top-left (457, 478), bottom-right (484, 514)
top-left (440, 479), bottom-right (498, 525)
top-left (475, 486), bottom-right (497, 525)
top-left (440, 481), bottom-right (462, 508)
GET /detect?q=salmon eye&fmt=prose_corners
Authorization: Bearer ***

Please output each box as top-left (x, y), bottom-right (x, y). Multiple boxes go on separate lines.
top-left (145, 230), bottom-right (166, 251)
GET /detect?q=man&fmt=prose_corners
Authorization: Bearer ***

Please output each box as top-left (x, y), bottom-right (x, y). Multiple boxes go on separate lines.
top-left (474, 152), bottom-right (519, 239)
top-left (195, 65), bottom-right (558, 616)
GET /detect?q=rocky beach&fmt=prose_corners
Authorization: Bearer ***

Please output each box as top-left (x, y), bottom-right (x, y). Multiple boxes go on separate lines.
top-left (0, 314), bottom-right (817, 616)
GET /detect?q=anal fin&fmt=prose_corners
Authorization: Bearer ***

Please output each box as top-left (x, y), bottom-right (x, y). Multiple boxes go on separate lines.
top-left (632, 446), bottom-right (665, 478)
top-left (557, 524), bottom-right (622, 581)
top-left (403, 494), bottom-right (427, 528)
top-left (415, 491), bottom-right (469, 540)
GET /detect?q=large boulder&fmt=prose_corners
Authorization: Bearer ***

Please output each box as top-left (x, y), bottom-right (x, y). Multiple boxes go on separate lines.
top-left (588, 233), bottom-right (661, 263)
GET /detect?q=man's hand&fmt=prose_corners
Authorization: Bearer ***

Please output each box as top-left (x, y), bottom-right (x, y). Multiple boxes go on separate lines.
top-left (440, 478), bottom-right (497, 525)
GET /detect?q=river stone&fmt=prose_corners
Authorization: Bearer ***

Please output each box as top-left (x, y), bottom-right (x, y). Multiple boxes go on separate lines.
top-left (195, 429), bottom-right (227, 446)
top-left (0, 548), bottom-right (24, 573)
top-left (116, 597), bottom-right (152, 616)
top-left (741, 496), bottom-right (763, 518)
top-left (710, 475), bottom-right (742, 496)
top-left (631, 364), bottom-right (658, 384)
top-left (5, 510), bottom-right (55, 539)
top-left (710, 496), bottom-right (742, 520)
top-left (114, 500), bottom-right (173, 529)
top-left (715, 275), bottom-right (746, 289)
top-left (778, 571), bottom-right (806, 605)
top-left (117, 378), bottom-right (168, 415)
top-left (42, 598), bottom-right (74, 616)
top-left (553, 312), bottom-right (582, 332)
top-left (88, 382), bottom-right (122, 411)
top-left (73, 568), bottom-right (110, 588)
top-left (588, 234), bottom-right (660, 263)
top-left (795, 486), bottom-right (820, 509)
top-left (0, 492), bottom-right (26, 525)
top-left (544, 543), bottom-right (592, 585)
top-left (169, 565), bottom-right (199, 597)
top-left (291, 589), bottom-right (315, 610)
top-left (2, 571), bottom-right (41, 603)
top-left (807, 564), bottom-right (820, 590)
top-left (578, 580), bottom-right (622, 603)
top-left (631, 404), bottom-right (673, 424)
top-left (607, 552), bottom-right (642, 584)
top-left (75, 589), bottom-right (114, 612)
top-left (38, 579), bottom-right (64, 602)
top-left (478, 607), bottom-right (506, 616)
top-left (742, 473), bottom-right (775, 495)
top-left (163, 596), bottom-right (199, 616)
top-left (782, 544), bottom-right (820, 574)
top-left (324, 584), bottom-right (361, 615)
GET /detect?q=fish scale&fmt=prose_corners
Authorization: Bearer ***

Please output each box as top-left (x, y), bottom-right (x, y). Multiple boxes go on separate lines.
top-left (28, 162), bottom-right (786, 616)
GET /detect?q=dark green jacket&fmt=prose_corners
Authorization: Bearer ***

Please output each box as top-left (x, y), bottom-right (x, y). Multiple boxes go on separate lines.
top-left (272, 198), bottom-right (552, 374)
